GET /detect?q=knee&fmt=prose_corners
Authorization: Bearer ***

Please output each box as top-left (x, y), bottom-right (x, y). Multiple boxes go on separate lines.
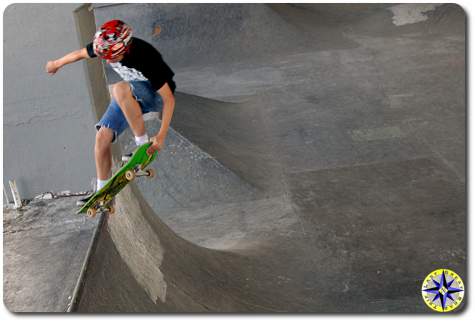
top-left (95, 128), bottom-right (113, 152)
top-left (111, 82), bottom-right (132, 104)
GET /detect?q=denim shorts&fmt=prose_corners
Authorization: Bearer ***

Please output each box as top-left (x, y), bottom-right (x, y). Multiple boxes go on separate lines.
top-left (96, 81), bottom-right (163, 143)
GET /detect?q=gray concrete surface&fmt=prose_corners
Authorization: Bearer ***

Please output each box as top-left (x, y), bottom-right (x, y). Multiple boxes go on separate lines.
top-left (3, 4), bottom-right (97, 199)
top-left (3, 197), bottom-right (99, 312)
top-left (71, 3), bottom-right (465, 313)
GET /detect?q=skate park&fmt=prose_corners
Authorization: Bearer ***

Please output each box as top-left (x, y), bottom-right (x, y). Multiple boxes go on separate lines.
top-left (3, 3), bottom-right (466, 313)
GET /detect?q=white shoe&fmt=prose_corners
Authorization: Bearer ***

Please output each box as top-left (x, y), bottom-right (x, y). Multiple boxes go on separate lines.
top-left (121, 152), bottom-right (133, 162)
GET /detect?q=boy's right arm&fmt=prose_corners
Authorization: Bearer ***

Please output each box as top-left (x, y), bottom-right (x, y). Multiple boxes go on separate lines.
top-left (45, 48), bottom-right (90, 75)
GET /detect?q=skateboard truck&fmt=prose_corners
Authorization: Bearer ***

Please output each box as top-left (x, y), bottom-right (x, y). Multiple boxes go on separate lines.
top-left (123, 150), bottom-right (156, 180)
top-left (87, 200), bottom-right (115, 218)
top-left (125, 166), bottom-right (155, 181)
top-left (121, 152), bottom-right (155, 176)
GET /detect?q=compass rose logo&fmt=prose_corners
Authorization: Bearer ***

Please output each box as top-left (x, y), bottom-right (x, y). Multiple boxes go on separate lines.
top-left (421, 269), bottom-right (464, 312)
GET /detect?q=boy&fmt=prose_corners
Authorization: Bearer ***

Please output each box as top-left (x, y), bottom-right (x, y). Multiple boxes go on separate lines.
top-left (45, 20), bottom-right (176, 204)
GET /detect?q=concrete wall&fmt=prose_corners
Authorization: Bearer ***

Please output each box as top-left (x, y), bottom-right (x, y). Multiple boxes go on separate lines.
top-left (3, 4), bottom-right (98, 199)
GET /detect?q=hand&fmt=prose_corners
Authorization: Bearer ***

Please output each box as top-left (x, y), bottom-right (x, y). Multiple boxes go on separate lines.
top-left (147, 134), bottom-right (166, 155)
top-left (45, 61), bottom-right (60, 75)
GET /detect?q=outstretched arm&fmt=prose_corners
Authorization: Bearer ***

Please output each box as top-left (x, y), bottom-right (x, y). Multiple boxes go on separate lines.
top-left (147, 82), bottom-right (176, 155)
top-left (45, 48), bottom-right (90, 75)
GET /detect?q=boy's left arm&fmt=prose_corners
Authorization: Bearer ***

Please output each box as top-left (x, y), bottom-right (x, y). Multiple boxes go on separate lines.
top-left (147, 82), bottom-right (175, 155)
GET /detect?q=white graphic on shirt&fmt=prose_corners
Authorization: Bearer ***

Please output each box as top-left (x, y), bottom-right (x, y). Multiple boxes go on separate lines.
top-left (110, 62), bottom-right (148, 82)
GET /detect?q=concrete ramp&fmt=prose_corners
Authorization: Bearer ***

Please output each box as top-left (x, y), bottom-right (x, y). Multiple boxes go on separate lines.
top-left (72, 3), bottom-right (466, 313)
top-left (74, 183), bottom-right (302, 312)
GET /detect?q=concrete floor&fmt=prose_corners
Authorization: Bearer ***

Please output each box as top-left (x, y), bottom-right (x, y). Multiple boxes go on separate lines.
top-left (3, 197), bottom-right (99, 312)
top-left (72, 3), bottom-right (466, 313)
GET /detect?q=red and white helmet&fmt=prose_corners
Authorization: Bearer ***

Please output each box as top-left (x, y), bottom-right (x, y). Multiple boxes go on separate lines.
top-left (93, 20), bottom-right (133, 60)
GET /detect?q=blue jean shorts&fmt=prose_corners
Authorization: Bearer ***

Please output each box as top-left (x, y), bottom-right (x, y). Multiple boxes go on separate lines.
top-left (96, 81), bottom-right (163, 143)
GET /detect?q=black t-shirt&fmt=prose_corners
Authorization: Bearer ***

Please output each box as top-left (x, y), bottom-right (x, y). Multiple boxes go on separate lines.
top-left (87, 37), bottom-right (176, 93)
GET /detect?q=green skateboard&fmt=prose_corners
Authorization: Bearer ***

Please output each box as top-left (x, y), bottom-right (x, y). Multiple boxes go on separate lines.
top-left (77, 142), bottom-right (157, 217)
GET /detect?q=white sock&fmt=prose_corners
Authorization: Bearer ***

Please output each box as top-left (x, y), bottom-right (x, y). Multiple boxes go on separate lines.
top-left (135, 134), bottom-right (149, 146)
top-left (97, 178), bottom-right (109, 191)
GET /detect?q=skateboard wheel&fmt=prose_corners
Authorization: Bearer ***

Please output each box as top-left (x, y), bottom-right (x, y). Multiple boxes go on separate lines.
top-left (146, 168), bottom-right (156, 178)
top-left (87, 208), bottom-right (97, 218)
top-left (106, 206), bottom-right (115, 215)
top-left (125, 170), bottom-right (135, 181)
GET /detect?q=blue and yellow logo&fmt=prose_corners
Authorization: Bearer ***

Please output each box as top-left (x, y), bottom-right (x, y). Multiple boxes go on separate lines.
top-left (421, 269), bottom-right (464, 312)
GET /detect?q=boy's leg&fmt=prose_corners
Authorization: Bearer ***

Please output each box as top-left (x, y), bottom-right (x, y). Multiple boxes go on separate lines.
top-left (95, 127), bottom-right (114, 183)
top-left (111, 81), bottom-right (147, 139)
top-left (78, 126), bottom-right (114, 204)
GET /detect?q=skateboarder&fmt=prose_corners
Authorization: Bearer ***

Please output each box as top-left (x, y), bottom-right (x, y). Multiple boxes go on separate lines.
top-left (45, 19), bottom-right (176, 204)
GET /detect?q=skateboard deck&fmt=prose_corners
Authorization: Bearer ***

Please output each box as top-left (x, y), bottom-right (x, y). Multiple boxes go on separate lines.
top-left (77, 142), bottom-right (157, 216)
